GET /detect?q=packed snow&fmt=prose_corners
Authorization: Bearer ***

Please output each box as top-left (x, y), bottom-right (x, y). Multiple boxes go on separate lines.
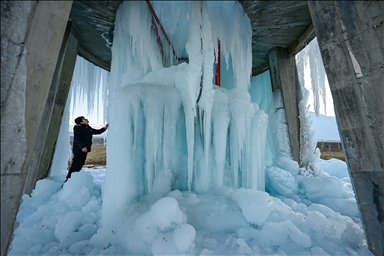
top-left (9, 161), bottom-right (370, 255)
top-left (9, 1), bottom-right (372, 255)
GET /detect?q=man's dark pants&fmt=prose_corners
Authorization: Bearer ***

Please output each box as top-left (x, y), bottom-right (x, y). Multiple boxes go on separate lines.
top-left (66, 152), bottom-right (88, 179)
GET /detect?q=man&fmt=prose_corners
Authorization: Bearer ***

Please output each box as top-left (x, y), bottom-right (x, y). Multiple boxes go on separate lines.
top-left (65, 116), bottom-right (108, 182)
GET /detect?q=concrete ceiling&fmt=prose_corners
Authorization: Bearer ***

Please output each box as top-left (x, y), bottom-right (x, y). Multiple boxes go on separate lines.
top-left (69, 0), bottom-right (315, 74)
top-left (69, 0), bottom-right (122, 71)
top-left (240, 0), bottom-right (314, 75)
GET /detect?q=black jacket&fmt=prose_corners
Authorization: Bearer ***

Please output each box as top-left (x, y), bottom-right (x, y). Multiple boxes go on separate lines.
top-left (72, 124), bottom-right (106, 153)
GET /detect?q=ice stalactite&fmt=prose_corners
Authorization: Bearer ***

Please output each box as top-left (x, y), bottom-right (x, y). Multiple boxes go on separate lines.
top-left (296, 38), bottom-right (328, 117)
top-left (211, 88), bottom-right (230, 189)
top-left (70, 56), bottom-right (109, 124)
top-left (308, 39), bottom-right (327, 116)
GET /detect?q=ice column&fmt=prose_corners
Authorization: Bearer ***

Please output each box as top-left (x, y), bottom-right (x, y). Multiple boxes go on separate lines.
top-left (102, 0), bottom-right (267, 224)
top-left (191, 1), bottom-right (216, 192)
top-left (308, 39), bottom-right (327, 116)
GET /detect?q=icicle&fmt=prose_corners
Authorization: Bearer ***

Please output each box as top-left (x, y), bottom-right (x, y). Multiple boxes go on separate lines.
top-left (70, 56), bottom-right (109, 125)
top-left (183, 1), bottom-right (205, 191)
top-left (211, 88), bottom-right (230, 188)
top-left (307, 38), bottom-right (327, 116)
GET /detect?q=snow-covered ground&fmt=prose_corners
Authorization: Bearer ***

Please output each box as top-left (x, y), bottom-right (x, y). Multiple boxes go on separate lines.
top-left (9, 156), bottom-right (371, 255)
top-left (9, 114), bottom-right (369, 255)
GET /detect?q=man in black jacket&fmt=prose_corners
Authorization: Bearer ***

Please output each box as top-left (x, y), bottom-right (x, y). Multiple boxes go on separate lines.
top-left (65, 116), bottom-right (108, 182)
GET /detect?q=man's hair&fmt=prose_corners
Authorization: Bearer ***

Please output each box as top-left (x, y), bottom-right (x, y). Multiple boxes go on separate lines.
top-left (75, 116), bottom-right (84, 125)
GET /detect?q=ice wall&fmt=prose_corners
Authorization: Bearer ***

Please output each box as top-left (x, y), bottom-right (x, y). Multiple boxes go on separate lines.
top-left (102, 1), bottom-right (263, 224)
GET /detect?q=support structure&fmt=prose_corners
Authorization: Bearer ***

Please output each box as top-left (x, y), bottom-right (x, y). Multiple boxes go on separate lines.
top-left (35, 25), bottom-right (79, 183)
top-left (308, 2), bottom-right (384, 255)
top-left (268, 47), bottom-right (301, 162)
top-left (1, 1), bottom-right (73, 255)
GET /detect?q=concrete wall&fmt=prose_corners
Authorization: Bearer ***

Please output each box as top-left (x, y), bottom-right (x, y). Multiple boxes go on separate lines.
top-left (35, 29), bottom-right (79, 182)
top-left (1, 1), bottom-right (73, 255)
top-left (308, 1), bottom-right (384, 256)
top-left (1, 2), bottom-right (35, 255)
top-left (22, 1), bottom-right (73, 194)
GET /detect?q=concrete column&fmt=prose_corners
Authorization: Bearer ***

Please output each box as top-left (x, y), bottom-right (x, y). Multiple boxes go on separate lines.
top-left (1, 2), bottom-right (37, 255)
top-left (0, 1), bottom-right (73, 255)
top-left (308, 1), bottom-right (384, 255)
top-left (269, 47), bottom-right (301, 162)
top-left (21, 1), bottom-right (73, 194)
top-left (34, 25), bottom-right (79, 183)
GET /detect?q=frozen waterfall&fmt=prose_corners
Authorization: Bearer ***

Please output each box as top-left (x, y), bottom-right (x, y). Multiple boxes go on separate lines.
top-left (102, 1), bottom-right (267, 224)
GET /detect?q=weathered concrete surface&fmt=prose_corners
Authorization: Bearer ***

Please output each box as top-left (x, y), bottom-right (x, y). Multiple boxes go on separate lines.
top-left (21, 1), bottom-right (73, 194)
top-left (1, 2), bottom-right (35, 255)
top-left (0, 173), bottom-right (27, 256)
top-left (1, 1), bottom-right (72, 255)
top-left (268, 47), bottom-right (301, 162)
top-left (36, 29), bottom-right (79, 181)
top-left (308, 1), bottom-right (384, 255)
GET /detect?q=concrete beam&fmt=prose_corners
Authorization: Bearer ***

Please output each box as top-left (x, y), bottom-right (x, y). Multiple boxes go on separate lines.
top-left (22, 1), bottom-right (73, 194)
top-left (288, 24), bottom-right (316, 56)
top-left (308, 1), bottom-right (384, 255)
top-left (35, 26), bottom-right (79, 182)
top-left (1, 1), bottom-right (73, 255)
top-left (78, 46), bottom-right (111, 72)
top-left (268, 47), bottom-right (301, 162)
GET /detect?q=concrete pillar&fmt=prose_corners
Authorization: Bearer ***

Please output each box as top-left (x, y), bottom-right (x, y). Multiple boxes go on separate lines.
top-left (0, 1), bottom-right (73, 255)
top-left (268, 47), bottom-right (301, 162)
top-left (308, 1), bottom-right (384, 255)
top-left (1, 2), bottom-right (37, 255)
top-left (32, 22), bottom-right (79, 180)
top-left (21, 1), bottom-right (73, 194)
